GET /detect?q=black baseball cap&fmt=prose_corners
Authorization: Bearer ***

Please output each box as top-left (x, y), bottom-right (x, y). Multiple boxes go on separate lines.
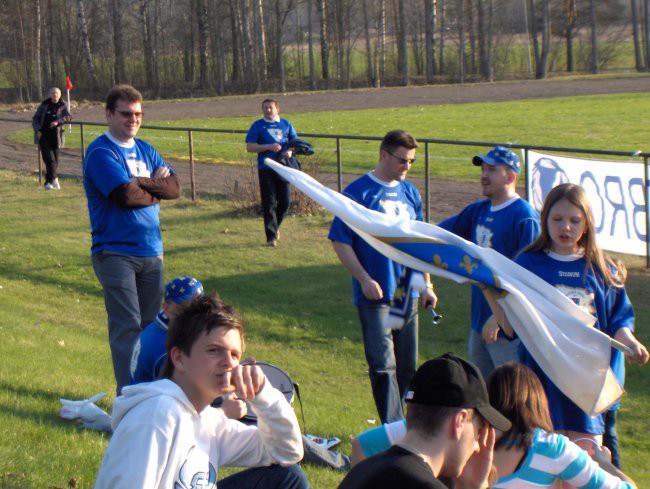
top-left (405, 353), bottom-right (511, 432)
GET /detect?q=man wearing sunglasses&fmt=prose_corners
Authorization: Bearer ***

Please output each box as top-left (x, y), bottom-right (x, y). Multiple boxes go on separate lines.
top-left (83, 84), bottom-right (180, 395)
top-left (328, 129), bottom-right (437, 424)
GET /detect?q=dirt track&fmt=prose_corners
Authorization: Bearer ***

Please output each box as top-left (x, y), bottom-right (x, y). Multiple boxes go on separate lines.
top-left (2, 75), bottom-right (649, 217)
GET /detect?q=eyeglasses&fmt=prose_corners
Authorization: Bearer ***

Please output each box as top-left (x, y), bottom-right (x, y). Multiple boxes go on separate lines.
top-left (114, 110), bottom-right (144, 119)
top-left (386, 150), bottom-right (416, 166)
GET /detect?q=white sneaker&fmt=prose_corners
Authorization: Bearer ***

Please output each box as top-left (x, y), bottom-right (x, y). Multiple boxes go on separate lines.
top-left (44, 183), bottom-right (54, 190)
top-left (52, 178), bottom-right (60, 189)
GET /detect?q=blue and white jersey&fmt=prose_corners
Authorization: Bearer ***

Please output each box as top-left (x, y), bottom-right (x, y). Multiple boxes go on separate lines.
top-left (356, 420), bottom-right (406, 458)
top-left (328, 172), bottom-right (424, 306)
top-left (516, 250), bottom-right (634, 433)
top-left (439, 196), bottom-right (539, 335)
top-left (245, 118), bottom-right (297, 170)
top-left (129, 311), bottom-right (169, 385)
top-left (493, 429), bottom-right (632, 488)
top-left (83, 132), bottom-right (174, 256)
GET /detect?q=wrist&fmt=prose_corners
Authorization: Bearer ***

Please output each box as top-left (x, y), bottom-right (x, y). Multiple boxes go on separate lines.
top-left (425, 282), bottom-right (434, 289)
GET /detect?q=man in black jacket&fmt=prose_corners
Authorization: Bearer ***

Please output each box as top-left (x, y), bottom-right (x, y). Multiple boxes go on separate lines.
top-left (32, 87), bottom-right (71, 190)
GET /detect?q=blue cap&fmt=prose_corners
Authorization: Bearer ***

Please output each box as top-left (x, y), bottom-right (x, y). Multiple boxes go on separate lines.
top-left (472, 146), bottom-right (520, 175)
top-left (165, 276), bottom-right (204, 304)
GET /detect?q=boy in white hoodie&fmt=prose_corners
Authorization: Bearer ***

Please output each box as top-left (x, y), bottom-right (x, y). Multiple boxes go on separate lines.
top-left (94, 293), bottom-right (307, 488)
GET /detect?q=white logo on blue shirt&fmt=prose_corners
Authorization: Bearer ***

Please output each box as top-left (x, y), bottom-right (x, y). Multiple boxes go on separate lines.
top-left (556, 285), bottom-right (596, 316)
top-left (267, 128), bottom-right (284, 143)
top-left (379, 199), bottom-right (410, 218)
top-left (475, 224), bottom-right (494, 248)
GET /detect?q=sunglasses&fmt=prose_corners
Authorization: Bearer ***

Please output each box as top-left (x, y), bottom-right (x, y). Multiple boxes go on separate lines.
top-left (386, 150), bottom-right (416, 166)
top-left (114, 110), bottom-right (144, 119)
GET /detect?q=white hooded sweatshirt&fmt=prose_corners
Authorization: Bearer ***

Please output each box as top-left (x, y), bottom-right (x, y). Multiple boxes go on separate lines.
top-left (94, 378), bottom-right (303, 488)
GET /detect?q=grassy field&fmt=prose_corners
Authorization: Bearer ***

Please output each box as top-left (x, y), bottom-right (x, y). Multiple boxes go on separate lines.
top-left (9, 92), bottom-right (650, 181)
top-left (0, 169), bottom-right (649, 488)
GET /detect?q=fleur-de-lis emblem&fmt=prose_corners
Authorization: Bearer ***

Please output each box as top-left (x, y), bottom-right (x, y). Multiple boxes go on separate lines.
top-left (459, 255), bottom-right (478, 275)
top-left (432, 254), bottom-right (449, 270)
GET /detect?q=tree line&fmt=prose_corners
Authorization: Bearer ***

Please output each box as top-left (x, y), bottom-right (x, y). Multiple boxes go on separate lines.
top-left (2, 0), bottom-right (650, 103)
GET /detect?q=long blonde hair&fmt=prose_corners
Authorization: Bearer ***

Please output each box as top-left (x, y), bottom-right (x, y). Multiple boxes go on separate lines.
top-left (525, 183), bottom-right (625, 287)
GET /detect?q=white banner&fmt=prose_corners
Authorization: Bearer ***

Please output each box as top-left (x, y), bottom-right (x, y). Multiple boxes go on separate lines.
top-left (526, 150), bottom-right (647, 256)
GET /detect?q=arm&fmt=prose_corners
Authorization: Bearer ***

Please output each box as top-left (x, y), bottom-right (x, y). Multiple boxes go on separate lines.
top-left (592, 444), bottom-right (637, 488)
top-left (480, 286), bottom-right (515, 340)
top-left (331, 240), bottom-right (383, 300)
top-left (421, 273), bottom-right (438, 309)
top-left (247, 142), bottom-right (282, 154)
top-left (134, 173), bottom-right (181, 200)
top-left (613, 327), bottom-right (649, 366)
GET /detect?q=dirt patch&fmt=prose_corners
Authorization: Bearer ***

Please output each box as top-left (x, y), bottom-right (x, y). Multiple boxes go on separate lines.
top-left (2, 75), bottom-right (649, 218)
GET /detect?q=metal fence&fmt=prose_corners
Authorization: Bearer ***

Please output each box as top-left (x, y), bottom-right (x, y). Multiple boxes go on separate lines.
top-left (3, 117), bottom-right (650, 266)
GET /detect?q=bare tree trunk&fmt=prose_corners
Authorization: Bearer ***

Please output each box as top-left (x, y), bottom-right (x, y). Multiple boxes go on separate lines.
top-left (241, 0), bottom-right (256, 91)
top-left (589, 0), bottom-right (598, 73)
top-left (78, 0), bottom-right (98, 94)
top-left (275, 0), bottom-right (286, 92)
top-left (229, 0), bottom-right (243, 84)
top-left (308, 0), bottom-right (317, 88)
top-left (425, 0), bottom-right (436, 82)
top-left (209, 0), bottom-right (226, 94)
top-left (35, 0), bottom-right (42, 97)
top-left (527, 0), bottom-right (541, 78)
top-left (538, 0), bottom-right (550, 79)
top-left (378, 0), bottom-right (385, 85)
top-left (398, 0), bottom-right (408, 85)
top-left (318, 0), bottom-right (330, 79)
top-left (478, 0), bottom-right (489, 80)
top-left (645, 0), bottom-right (650, 68)
top-left (467, 0), bottom-right (476, 74)
top-left (254, 0), bottom-right (268, 87)
top-left (439, 0), bottom-right (446, 74)
top-left (363, 0), bottom-right (376, 86)
top-left (196, 0), bottom-right (209, 89)
top-left (486, 0), bottom-right (493, 80)
top-left (631, 0), bottom-right (644, 70)
top-left (457, 0), bottom-right (465, 83)
top-left (565, 0), bottom-right (577, 72)
top-left (46, 0), bottom-right (57, 84)
top-left (111, 0), bottom-right (126, 84)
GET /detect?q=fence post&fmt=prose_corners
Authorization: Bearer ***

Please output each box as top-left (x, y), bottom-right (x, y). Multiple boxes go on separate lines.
top-left (336, 137), bottom-right (342, 192)
top-left (188, 130), bottom-right (196, 202)
top-left (424, 142), bottom-right (430, 223)
top-left (643, 156), bottom-right (650, 269)
top-left (80, 123), bottom-right (85, 161)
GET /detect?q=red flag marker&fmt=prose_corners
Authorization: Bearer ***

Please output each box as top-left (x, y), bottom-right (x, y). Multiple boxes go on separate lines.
top-left (66, 75), bottom-right (73, 91)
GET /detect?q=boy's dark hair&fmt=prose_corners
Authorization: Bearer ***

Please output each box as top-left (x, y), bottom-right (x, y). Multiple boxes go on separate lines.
top-left (161, 293), bottom-right (245, 378)
top-left (380, 130), bottom-right (418, 153)
top-left (262, 98), bottom-right (279, 110)
top-left (105, 84), bottom-right (143, 112)
top-left (406, 404), bottom-right (471, 439)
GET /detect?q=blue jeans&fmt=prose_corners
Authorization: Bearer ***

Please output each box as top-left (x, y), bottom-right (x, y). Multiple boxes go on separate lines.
top-left (358, 300), bottom-right (418, 424)
top-left (468, 329), bottom-right (520, 379)
top-left (92, 252), bottom-right (164, 395)
top-left (219, 464), bottom-right (309, 489)
top-left (603, 409), bottom-right (620, 468)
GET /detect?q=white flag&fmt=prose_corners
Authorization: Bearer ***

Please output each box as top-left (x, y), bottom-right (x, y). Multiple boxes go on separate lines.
top-left (266, 158), bottom-right (623, 416)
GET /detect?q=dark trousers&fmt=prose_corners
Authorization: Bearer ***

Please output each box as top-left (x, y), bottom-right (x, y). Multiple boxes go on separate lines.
top-left (603, 409), bottom-right (620, 468)
top-left (39, 131), bottom-right (60, 184)
top-left (258, 168), bottom-right (291, 241)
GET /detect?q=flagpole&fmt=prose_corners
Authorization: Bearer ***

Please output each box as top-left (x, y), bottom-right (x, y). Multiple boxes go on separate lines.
top-left (610, 338), bottom-right (633, 355)
top-left (66, 88), bottom-right (71, 133)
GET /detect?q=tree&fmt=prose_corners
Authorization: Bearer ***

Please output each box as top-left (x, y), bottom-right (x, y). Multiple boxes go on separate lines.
top-left (630, 0), bottom-right (644, 71)
top-left (398, 0), bottom-right (408, 85)
top-left (308, 0), bottom-right (317, 88)
top-left (196, 0), bottom-right (209, 89)
top-left (424, 0), bottom-right (436, 82)
top-left (564, 0), bottom-right (577, 72)
top-left (318, 0), bottom-right (330, 79)
top-left (35, 0), bottom-right (42, 97)
top-left (138, 0), bottom-right (157, 94)
top-left (111, 0), bottom-right (126, 84)
top-left (589, 0), bottom-right (598, 74)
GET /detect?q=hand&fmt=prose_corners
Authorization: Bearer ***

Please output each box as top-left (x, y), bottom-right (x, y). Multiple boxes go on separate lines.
top-left (421, 288), bottom-right (438, 309)
top-left (455, 426), bottom-right (495, 489)
top-left (220, 392), bottom-right (248, 419)
top-left (625, 339), bottom-right (649, 366)
top-left (49, 121), bottom-right (58, 128)
top-left (592, 443), bottom-right (612, 465)
top-left (225, 363), bottom-right (266, 401)
top-left (360, 276), bottom-right (383, 300)
top-left (153, 166), bottom-right (171, 178)
top-left (269, 143), bottom-right (282, 152)
top-left (37, 131), bottom-right (42, 140)
top-left (481, 316), bottom-right (500, 343)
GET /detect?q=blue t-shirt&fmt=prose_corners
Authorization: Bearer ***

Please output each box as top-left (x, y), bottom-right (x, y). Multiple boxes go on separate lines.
top-left (83, 133), bottom-right (174, 256)
top-left (129, 311), bottom-right (168, 384)
top-left (328, 172), bottom-right (423, 306)
top-left (439, 196), bottom-right (539, 335)
top-left (516, 250), bottom-right (634, 433)
top-left (245, 118), bottom-right (297, 169)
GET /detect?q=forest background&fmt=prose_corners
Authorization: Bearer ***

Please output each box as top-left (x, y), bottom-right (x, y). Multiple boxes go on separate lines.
top-left (3, 0), bottom-right (650, 103)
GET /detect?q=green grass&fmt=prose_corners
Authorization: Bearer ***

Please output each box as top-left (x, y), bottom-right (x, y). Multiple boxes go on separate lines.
top-left (0, 170), bottom-right (649, 488)
top-left (9, 91), bottom-right (650, 181)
